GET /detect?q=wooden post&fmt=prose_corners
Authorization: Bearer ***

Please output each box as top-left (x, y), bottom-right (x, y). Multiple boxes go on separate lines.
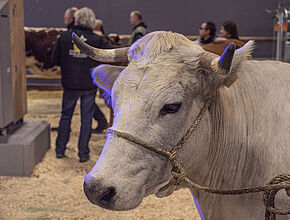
top-left (9, 0), bottom-right (27, 122)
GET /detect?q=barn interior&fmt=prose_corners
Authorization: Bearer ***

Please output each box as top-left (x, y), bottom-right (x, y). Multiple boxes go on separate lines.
top-left (0, 0), bottom-right (289, 219)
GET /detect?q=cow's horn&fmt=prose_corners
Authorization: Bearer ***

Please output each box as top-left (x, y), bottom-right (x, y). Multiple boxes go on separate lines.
top-left (72, 32), bottom-right (129, 63)
top-left (200, 42), bottom-right (236, 75)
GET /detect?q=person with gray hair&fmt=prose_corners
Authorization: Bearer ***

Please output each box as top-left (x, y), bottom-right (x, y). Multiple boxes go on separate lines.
top-left (74, 7), bottom-right (96, 30)
top-left (52, 7), bottom-right (111, 162)
top-left (128, 10), bottom-right (148, 45)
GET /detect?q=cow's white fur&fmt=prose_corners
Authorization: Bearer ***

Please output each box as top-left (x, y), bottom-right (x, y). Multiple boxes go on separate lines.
top-left (86, 31), bottom-right (290, 219)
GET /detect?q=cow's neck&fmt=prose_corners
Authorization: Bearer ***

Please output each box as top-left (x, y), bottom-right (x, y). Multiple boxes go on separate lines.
top-left (181, 87), bottom-right (263, 192)
top-left (177, 89), bottom-right (260, 220)
top-left (204, 88), bottom-right (264, 189)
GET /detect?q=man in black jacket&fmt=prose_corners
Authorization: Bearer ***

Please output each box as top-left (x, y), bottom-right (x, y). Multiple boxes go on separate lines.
top-left (128, 10), bottom-right (148, 45)
top-left (52, 7), bottom-right (110, 162)
top-left (197, 21), bottom-right (216, 45)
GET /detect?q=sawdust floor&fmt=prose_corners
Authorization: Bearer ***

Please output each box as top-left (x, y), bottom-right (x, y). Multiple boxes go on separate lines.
top-left (0, 90), bottom-right (200, 220)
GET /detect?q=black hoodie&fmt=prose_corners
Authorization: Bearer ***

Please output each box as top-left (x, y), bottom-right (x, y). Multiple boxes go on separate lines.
top-left (52, 26), bottom-right (112, 90)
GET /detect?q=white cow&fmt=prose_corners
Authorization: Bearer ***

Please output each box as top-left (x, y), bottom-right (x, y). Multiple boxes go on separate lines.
top-left (73, 31), bottom-right (290, 219)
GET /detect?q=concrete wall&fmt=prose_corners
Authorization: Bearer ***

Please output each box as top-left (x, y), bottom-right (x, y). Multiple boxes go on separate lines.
top-left (23, 0), bottom-right (280, 58)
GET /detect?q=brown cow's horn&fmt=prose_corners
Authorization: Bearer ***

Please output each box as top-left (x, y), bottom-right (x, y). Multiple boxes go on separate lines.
top-left (200, 42), bottom-right (236, 75)
top-left (72, 32), bottom-right (129, 63)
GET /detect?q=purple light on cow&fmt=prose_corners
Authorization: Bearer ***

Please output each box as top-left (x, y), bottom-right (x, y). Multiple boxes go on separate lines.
top-left (128, 44), bottom-right (145, 62)
top-left (91, 67), bottom-right (108, 86)
top-left (128, 36), bottom-right (153, 63)
top-left (91, 67), bottom-right (112, 106)
top-left (218, 42), bottom-right (235, 70)
top-left (193, 196), bottom-right (204, 220)
top-left (218, 43), bottom-right (229, 66)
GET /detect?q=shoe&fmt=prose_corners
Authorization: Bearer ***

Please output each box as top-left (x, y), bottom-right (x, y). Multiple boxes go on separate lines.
top-left (51, 127), bottom-right (58, 132)
top-left (79, 155), bottom-right (90, 163)
top-left (56, 153), bottom-right (65, 159)
top-left (92, 124), bottom-right (109, 134)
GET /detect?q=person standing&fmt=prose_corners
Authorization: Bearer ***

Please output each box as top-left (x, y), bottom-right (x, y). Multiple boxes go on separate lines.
top-left (91, 18), bottom-right (112, 133)
top-left (94, 19), bottom-right (105, 36)
top-left (64, 7), bottom-right (78, 30)
top-left (128, 10), bottom-right (148, 45)
top-left (52, 7), bottom-right (111, 162)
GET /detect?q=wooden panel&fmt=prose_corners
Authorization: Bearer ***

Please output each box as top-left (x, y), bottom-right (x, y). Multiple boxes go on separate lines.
top-left (9, 0), bottom-right (27, 122)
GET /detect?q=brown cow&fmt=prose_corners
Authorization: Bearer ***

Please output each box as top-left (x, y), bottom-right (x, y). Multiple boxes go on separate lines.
top-left (201, 38), bottom-right (245, 56)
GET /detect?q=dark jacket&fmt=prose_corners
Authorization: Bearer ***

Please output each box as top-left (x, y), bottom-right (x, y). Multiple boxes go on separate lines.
top-left (128, 22), bottom-right (148, 45)
top-left (198, 36), bottom-right (215, 45)
top-left (66, 21), bottom-right (76, 31)
top-left (52, 26), bottom-right (112, 90)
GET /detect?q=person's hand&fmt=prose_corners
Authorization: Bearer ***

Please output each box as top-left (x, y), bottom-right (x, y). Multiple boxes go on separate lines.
top-left (214, 37), bottom-right (227, 43)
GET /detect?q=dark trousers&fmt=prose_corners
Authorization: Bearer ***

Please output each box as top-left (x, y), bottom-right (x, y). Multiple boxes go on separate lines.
top-left (93, 103), bottom-right (108, 126)
top-left (56, 88), bottom-right (96, 158)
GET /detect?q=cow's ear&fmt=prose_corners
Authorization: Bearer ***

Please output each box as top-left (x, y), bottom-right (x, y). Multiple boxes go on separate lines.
top-left (91, 64), bottom-right (125, 95)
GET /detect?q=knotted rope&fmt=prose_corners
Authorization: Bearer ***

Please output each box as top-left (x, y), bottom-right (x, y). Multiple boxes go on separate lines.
top-left (107, 98), bottom-right (290, 220)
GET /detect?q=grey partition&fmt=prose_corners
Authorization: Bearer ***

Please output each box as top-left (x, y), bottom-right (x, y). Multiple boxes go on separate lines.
top-left (0, 0), bottom-right (13, 129)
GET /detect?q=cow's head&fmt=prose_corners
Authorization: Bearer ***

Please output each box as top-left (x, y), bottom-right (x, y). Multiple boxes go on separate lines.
top-left (73, 31), bottom-right (253, 210)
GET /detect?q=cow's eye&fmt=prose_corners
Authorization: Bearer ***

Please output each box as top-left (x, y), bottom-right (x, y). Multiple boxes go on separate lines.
top-left (160, 103), bottom-right (182, 116)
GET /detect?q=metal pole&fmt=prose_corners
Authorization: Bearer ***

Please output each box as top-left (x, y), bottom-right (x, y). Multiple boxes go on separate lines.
top-left (276, 11), bottom-right (284, 60)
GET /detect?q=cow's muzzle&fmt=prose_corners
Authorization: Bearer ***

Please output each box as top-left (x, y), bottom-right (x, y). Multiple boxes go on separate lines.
top-left (83, 175), bottom-right (116, 209)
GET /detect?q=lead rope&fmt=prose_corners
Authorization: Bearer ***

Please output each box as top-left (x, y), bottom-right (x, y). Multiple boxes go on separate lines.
top-left (107, 98), bottom-right (290, 220)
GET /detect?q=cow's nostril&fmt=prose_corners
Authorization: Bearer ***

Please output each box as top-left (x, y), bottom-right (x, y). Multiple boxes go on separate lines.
top-left (83, 175), bottom-right (116, 208)
top-left (100, 187), bottom-right (116, 206)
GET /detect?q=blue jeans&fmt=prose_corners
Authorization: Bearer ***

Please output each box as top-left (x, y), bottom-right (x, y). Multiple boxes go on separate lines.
top-left (56, 88), bottom-right (96, 158)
